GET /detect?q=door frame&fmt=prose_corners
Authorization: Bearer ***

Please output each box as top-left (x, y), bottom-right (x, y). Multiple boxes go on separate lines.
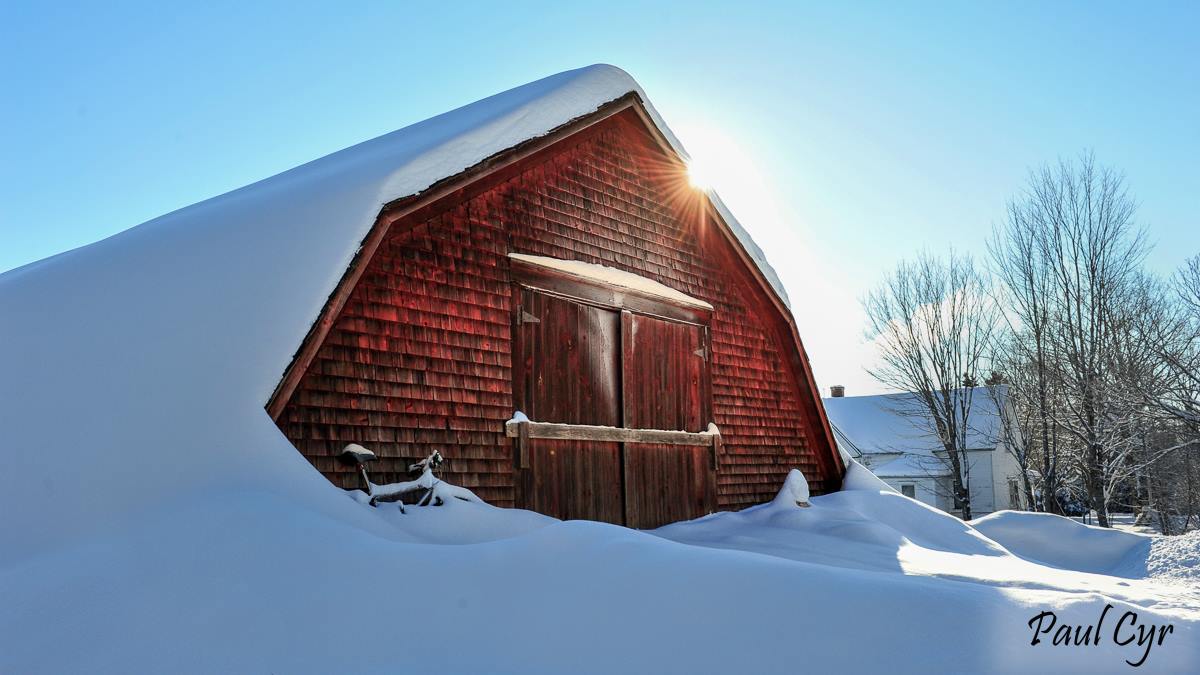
top-left (509, 257), bottom-right (715, 525)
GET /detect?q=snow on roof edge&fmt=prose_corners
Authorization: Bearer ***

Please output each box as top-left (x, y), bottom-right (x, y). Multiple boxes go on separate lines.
top-left (0, 65), bottom-right (791, 312)
top-left (615, 90), bottom-right (791, 310)
top-left (822, 386), bottom-right (1009, 458)
top-left (508, 253), bottom-right (715, 310)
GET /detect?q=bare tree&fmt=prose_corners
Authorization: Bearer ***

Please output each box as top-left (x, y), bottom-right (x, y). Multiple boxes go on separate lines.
top-left (863, 251), bottom-right (999, 519)
top-left (1159, 255), bottom-right (1200, 427)
top-left (991, 152), bottom-right (1148, 527)
top-left (983, 354), bottom-right (1037, 510)
top-left (990, 198), bottom-right (1065, 514)
top-left (1122, 257), bottom-right (1200, 533)
top-left (1178, 255), bottom-right (1200, 316)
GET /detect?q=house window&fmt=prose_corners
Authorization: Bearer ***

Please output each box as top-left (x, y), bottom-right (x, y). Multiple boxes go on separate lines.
top-left (901, 484), bottom-right (916, 499)
top-left (1008, 479), bottom-right (1021, 509)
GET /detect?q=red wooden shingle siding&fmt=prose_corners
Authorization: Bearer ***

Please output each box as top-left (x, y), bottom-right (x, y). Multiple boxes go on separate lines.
top-left (276, 111), bottom-right (835, 510)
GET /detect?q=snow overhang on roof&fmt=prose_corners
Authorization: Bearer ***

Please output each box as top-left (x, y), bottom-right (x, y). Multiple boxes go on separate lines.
top-left (508, 253), bottom-right (715, 311)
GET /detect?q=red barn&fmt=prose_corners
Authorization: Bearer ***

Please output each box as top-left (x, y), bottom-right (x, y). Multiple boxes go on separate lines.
top-left (266, 66), bottom-right (843, 528)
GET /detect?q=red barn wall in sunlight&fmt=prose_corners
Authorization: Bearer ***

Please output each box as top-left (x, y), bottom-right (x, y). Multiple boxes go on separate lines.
top-left (269, 101), bottom-right (841, 528)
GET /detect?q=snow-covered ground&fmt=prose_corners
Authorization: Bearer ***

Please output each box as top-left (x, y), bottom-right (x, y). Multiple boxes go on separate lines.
top-left (2, 461), bottom-right (1196, 673)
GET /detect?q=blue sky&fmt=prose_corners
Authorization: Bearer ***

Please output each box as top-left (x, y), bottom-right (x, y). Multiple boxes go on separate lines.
top-left (3, 1), bottom-right (1197, 394)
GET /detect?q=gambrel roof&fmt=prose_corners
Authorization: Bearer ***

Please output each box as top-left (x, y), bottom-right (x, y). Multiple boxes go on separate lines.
top-left (0, 65), bottom-right (837, 557)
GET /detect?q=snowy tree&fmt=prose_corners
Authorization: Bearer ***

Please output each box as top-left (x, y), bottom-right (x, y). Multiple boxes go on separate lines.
top-left (989, 152), bottom-right (1180, 527)
top-left (990, 195), bottom-right (1067, 514)
top-left (982, 356), bottom-right (1039, 511)
top-left (1126, 257), bottom-right (1200, 532)
top-left (863, 251), bottom-right (999, 520)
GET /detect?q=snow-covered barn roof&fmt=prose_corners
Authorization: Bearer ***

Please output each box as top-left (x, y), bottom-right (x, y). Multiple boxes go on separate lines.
top-left (0, 65), bottom-right (799, 558)
top-left (822, 386), bottom-right (1009, 459)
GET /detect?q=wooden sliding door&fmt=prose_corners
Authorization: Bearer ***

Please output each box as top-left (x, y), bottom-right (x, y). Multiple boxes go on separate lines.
top-left (513, 287), bottom-right (623, 522)
top-left (514, 286), bottom-right (714, 528)
top-left (621, 311), bottom-right (715, 528)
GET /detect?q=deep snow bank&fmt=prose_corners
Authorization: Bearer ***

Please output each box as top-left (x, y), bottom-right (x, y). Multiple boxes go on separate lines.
top-left (655, 461), bottom-right (1008, 572)
top-left (1146, 530), bottom-right (1200, 582)
top-left (972, 511), bottom-right (1152, 577)
top-left (3, 466), bottom-right (1198, 673)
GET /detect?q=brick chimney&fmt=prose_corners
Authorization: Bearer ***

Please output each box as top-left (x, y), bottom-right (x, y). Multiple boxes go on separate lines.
top-left (830, 385), bottom-right (845, 398)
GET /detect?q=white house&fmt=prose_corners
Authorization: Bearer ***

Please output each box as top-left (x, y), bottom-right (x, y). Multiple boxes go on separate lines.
top-left (822, 386), bottom-right (1026, 516)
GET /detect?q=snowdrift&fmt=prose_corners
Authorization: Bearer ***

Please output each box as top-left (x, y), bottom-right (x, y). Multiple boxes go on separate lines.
top-left (3, 463), bottom-right (1197, 673)
top-left (655, 462), bottom-right (1009, 571)
top-left (972, 511), bottom-right (1153, 577)
top-left (1146, 530), bottom-right (1200, 582)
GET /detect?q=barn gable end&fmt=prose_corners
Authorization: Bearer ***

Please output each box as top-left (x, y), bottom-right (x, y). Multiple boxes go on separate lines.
top-left (269, 98), bottom-right (841, 524)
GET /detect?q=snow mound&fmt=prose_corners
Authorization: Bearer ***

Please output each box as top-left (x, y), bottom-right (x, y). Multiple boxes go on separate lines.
top-left (4, 470), bottom-right (1199, 673)
top-left (840, 455), bottom-right (899, 492)
top-left (770, 468), bottom-right (811, 506)
top-left (972, 511), bottom-right (1152, 577)
top-left (349, 489), bottom-right (558, 545)
top-left (1146, 530), bottom-right (1200, 582)
top-left (656, 463), bottom-right (1008, 570)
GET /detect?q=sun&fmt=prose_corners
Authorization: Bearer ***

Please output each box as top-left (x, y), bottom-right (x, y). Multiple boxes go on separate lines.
top-left (687, 157), bottom-right (714, 190)
top-left (677, 122), bottom-right (759, 198)
top-left (673, 118), bottom-right (792, 255)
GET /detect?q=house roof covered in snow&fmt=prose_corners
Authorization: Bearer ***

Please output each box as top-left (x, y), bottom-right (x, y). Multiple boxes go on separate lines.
top-left (0, 65), bottom-right (818, 559)
top-left (821, 386), bottom-right (1009, 460)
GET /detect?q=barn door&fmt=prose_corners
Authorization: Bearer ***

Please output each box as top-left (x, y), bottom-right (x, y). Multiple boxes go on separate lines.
top-left (513, 288), bottom-right (624, 523)
top-left (621, 311), bottom-right (715, 528)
